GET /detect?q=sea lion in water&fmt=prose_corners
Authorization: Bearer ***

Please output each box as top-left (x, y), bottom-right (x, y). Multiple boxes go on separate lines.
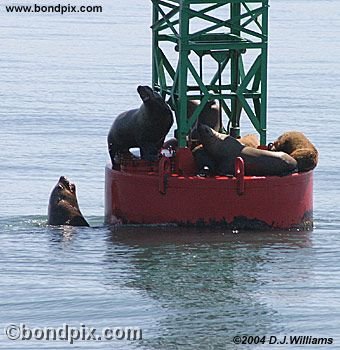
top-left (198, 124), bottom-right (298, 176)
top-left (48, 176), bottom-right (89, 226)
top-left (108, 86), bottom-right (173, 166)
top-left (272, 131), bottom-right (318, 172)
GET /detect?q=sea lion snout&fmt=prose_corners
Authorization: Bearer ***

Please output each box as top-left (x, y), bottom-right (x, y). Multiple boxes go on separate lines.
top-left (137, 85), bottom-right (169, 109)
top-left (272, 138), bottom-right (288, 152)
top-left (58, 176), bottom-right (75, 193)
top-left (58, 175), bottom-right (69, 185)
top-left (58, 176), bottom-right (69, 186)
top-left (137, 85), bottom-right (153, 102)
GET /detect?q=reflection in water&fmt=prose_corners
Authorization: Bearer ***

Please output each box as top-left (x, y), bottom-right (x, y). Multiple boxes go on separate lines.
top-left (104, 227), bottom-right (312, 349)
top-left (48, 225), bottom-right (79, 243)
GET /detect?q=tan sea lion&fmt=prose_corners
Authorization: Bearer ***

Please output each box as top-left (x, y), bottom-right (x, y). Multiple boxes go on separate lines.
top-left (48, 176), bottom-right (89, 226)
top-left (237, 134), bottom-right (260, 148)
top-left (108, 86), bottom-right (173, 167)
top-left (272, 131), bottom-right (318, 172)
top-left (198, 125), bottom-right (298, 176)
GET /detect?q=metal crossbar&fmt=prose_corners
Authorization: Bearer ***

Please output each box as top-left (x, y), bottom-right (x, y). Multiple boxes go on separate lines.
top-left (152, 0), bottom-right (269, 146)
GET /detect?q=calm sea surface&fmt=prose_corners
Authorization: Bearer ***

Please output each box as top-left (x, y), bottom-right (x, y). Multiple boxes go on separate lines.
top-left (1, 0), bottom-right (340, 349)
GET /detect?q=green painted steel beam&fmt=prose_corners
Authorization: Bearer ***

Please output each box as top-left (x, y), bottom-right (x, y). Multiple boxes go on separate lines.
top-left (152, 0), bottom-right (269, 146)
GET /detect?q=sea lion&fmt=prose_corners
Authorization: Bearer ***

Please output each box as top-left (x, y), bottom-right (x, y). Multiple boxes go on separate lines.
top-left (188, 100), bottom-right (221, 139)
top-left (162, 100), bottom-right (220, 151)
top-left (237, 134), bottom-right (259, 148)
top-left (198, 124), bottom-right (298, 176)
top-left (48, 176), bottom-right (89, 226)
top-left (108, 85), bottom-right (173, 166)
top-left (272, 131), bottom-right (318, 172)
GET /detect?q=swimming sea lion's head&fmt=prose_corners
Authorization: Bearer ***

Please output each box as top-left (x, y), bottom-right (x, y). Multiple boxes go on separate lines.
top-left (49, 176), bottom-right (78, 209)
top-left (48, 176), bottom-right (89, 226)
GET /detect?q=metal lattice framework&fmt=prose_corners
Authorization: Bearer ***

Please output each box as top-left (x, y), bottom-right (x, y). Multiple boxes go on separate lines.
top-left (151, 0), bottom-right (269, 147)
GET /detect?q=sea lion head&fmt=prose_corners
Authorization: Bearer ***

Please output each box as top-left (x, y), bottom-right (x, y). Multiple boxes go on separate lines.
top-left (272, 132), bottom-right (295, 153)
top-left (48, 176), bottom-right (89, 227)
top-left (189, 100), bottom-right (220, 139)
top-left (198, 123), bottom-right (226, 143)
top-left (197, 124), bottom-right (230, 152)
top-left (49, 176), bottom-right (78, 208)
top-left (137, 85), bottom-right (154, 102)
top-left (137, 85), bottom-right (173, 118)
top-left (273, 131), bottom-right (314, 154)
top-left (198, 124), bottom-right (244, 160)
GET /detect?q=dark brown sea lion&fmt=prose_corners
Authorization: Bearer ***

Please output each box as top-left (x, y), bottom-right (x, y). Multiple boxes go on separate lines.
top-left (48, 176), bottom-right (89, 226)
top-left (198, 125), bottom-right (298, 176)
top-left (188, 100), bottom-right (221, 139)
top-left (162, 100), bottom-right (220, 152)
top-left (108, 86), bottom-right (173, 166)
top-left (272, 131), bottom-right (318, 172)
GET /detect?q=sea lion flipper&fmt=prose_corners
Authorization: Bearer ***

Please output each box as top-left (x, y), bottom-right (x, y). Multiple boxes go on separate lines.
top-left (216, 161), bottom-right (233, 177)
top-left (192, 145), bottom-right (217, 176)
top-left (290, 148), bottom-right (318, 172)
top-left (140, 142), bottom-right (160, 162)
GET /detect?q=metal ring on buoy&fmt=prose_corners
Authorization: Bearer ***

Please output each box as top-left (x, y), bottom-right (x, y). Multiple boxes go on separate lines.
top-left (267, 142), bottom-right (274, 151)
top-left (159, 156), bottom-right (171, 194)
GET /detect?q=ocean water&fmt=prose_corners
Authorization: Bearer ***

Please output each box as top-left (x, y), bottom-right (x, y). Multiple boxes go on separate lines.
top-left (1, 0), bottom-right (340, 349)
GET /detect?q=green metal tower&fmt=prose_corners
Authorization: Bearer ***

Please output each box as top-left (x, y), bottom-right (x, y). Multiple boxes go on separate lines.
top-left (151, 0), bottom-right (269, 147)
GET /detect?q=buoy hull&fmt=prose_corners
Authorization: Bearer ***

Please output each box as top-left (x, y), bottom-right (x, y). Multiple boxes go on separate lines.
top-left (105, 163), bottom-right (313, 230)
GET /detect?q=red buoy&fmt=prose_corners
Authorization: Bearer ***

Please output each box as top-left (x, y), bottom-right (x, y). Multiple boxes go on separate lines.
top-left (104, 2), bottom-right (315, 231)
top-left (104, 152), bottom-right (313, 230)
